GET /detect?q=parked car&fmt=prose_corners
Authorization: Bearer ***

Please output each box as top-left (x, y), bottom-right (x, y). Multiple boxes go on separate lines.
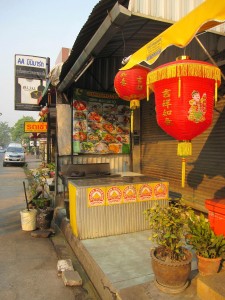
top-left (3, 143), bottom-right (26, 167)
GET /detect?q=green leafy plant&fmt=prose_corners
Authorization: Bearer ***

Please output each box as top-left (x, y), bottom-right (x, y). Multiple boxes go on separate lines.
top-left (46, 162), bottom-right (55, 172)
top-left (32, 198), bottom-right (51, 209)
top-left (26, 168), bottom-right (52, 208)
top-left (144, 201), bottom-right (192, 262)
top-left (186, 211), bottom-right (225, 258)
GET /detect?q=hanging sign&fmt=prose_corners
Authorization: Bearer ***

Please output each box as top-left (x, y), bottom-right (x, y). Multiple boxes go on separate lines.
top-left (15, 54), bottom-right (49, 111)
top-left (24, 121), bottom-right (48, 133)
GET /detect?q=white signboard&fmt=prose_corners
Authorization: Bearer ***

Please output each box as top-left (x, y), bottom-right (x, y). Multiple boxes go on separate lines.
top-left (15, 54), bottom-right (49, 111)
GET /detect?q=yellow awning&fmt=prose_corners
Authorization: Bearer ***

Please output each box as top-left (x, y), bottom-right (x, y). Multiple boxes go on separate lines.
top-left (122, 0), bottom-right (225, 70)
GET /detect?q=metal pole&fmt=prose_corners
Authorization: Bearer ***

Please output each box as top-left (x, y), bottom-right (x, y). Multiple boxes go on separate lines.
top-left (195, 36), bottom-right (225, 81)
top-left (46, 57), bottom-right (51, 163)
top-left (46, 89), bottom-right (52, 163)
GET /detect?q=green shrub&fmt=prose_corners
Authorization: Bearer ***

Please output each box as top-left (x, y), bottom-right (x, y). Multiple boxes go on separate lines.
top-left (186, 211), bottom-right (225, 258)
top-left (144, 201), bottom-right (192, 262)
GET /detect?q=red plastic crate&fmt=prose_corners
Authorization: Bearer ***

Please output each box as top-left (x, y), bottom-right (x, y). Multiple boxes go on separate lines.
top-left (205, 199), bottom-right (225, 236)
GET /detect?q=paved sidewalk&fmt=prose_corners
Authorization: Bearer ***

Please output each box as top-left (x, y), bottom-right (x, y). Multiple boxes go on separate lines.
top-left (0, 156), bottom-right (100, 300)
top-left (25, 154), bottom-right (42, 169)
top-left (55, 210), bottom-right (201, 300)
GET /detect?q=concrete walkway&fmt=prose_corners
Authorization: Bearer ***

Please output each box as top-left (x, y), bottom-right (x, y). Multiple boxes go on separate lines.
top-left (0, 155), bottom-right (100, 300)
top-left (55, 209), bottom-right (201, 300)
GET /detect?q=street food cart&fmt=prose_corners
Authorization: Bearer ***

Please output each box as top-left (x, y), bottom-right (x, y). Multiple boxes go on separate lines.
top-left (68, 175), bottom-right (169, 239)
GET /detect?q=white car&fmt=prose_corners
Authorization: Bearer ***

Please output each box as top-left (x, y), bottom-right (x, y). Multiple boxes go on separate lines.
top-left (3, 143), bottom-right (26, 167)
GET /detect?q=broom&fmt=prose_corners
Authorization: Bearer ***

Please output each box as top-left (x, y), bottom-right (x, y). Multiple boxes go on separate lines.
top-left (23, 181), bottom-right (29, 211)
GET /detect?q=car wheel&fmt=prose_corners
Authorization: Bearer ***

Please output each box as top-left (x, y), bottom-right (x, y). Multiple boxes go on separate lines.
top-left (3, 162), bottom-right (7, 167)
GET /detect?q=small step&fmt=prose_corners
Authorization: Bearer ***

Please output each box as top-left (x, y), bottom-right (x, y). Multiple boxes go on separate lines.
top-left (197, 271), bottom-right (225, 300)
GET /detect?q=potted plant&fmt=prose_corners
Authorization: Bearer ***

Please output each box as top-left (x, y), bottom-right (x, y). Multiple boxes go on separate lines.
top-left (46, 162), bottom-right (56, 178)
top-left (144, 201), bottom-right (193, 294)
top-left (26, 168), bottom-right (54, 230)
top-left (186, 211), bottom-right (225, 276)
top-left (27, 169), bottom-right (51, 205)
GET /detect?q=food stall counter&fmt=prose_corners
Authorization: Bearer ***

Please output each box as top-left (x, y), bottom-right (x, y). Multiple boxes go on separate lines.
top-left (68, 176), bottom-right (169, 239)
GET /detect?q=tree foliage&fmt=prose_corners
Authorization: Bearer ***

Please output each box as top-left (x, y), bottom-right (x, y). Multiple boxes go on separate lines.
top-left (11, 116), bottom-right (35, 144)
top-left (0, 122), bottom-right (11, 147)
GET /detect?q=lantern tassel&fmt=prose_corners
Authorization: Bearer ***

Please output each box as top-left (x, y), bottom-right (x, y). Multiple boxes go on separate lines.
top-left (181, 158), bottom-right (186, 188)
top-left (146, 82), bottom-right (152, 101)
top-left (177, 141), bottom-right (192, 188)
top-left (130, 100), bottom-right (140, 110)
top-left (131, 110), bottom-right (134, 133)
top-left (177, 141), bottom-right (192, 156)
top-left (215, 81), bottom-right (218, 105)
top-left (147, 84), bottom-right (149, 101)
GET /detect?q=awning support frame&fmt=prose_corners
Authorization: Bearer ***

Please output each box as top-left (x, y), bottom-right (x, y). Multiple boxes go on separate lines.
top-left (57, 2), bottom-right (131, 92)
top-left (195, 35), bottom-right (225, 81)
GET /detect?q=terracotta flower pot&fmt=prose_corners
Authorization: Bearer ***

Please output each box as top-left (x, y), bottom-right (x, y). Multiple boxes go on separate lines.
top-left (197, 255), bottom-right (222, 276)
top-left (150, 247), bottom-right (192, 294)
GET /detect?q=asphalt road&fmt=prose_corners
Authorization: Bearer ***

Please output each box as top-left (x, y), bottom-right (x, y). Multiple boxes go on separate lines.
top-left (0, 154), bottom-right (101, 300)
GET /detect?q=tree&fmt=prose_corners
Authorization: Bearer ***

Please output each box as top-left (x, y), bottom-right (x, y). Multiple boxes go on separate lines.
top-left (11, 116), bottom-right (35, 144)
top-left (0, 122), bottom-right (11, 147)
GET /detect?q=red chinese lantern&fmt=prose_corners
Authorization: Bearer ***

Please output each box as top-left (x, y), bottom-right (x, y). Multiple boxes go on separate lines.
top-left (114, 65), bottom-right (150, 132)
top-left (41, 106), bottom-right (49, 114)
top-left (147, 56), bottom-right (221, 187)
top-left (39, 106), bottom-right (49, 117)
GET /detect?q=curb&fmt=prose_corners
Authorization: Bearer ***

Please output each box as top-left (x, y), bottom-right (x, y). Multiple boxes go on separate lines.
top-left (53, 207), bottom-right (120, 300)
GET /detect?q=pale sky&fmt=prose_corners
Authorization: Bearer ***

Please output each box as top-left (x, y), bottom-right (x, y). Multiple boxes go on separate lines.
top-left (0, 0), bottom-right (99, 127)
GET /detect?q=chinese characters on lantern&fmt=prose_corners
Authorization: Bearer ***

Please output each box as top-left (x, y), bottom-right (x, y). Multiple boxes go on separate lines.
top-left (114, 66), bottom-right (149, 104)
top-left (162, 88), bottom-right (172, 125)
top-left (119, 72), bottom-right (127, 87)
top-left (137, 75), bottom-right (144, 91)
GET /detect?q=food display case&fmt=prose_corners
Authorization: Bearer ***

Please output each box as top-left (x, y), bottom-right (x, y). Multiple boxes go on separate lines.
top-left (72, 89), bottom-right (131, 155)
top-left (68, 176), bottom-right (169, 239)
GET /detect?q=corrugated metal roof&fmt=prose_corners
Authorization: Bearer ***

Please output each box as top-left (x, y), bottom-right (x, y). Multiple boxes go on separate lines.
top-left (60, 0), bottom-right (129, 82)
top-left (59, 0), bottom-right (225, 96)
top-left (129, 0), bottom-right (225, 35)
top-left (59, 0), bottom-right (172, 91)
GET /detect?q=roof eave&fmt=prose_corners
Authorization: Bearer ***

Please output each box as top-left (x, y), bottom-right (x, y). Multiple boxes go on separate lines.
top-left (57, 2), bottom-right (131, 92)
